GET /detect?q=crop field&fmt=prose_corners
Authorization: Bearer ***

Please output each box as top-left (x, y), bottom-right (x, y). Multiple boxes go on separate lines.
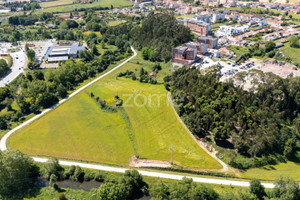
top-left (38, 0), bottom-right (133, 13)
top-left (9, 54), bottom-right (222, 170)
top-left (40, 0), bottom-right (74, 8)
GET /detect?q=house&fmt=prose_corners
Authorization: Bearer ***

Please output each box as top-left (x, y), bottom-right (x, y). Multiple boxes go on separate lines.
top-left (262, 32), bottom-right (281, 41)
top-left (150, 71), bottom-right (157, 78)
top-left (215, 25), bottom-right (249, 37)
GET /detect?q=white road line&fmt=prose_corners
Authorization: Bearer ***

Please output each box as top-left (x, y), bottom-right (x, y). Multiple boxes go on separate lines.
top-left (0, 47), bottom-right (275, 188)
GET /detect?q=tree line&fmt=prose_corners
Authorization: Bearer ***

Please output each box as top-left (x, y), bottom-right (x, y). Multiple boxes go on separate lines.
top-left (1, 150), bottom-right (299, 200)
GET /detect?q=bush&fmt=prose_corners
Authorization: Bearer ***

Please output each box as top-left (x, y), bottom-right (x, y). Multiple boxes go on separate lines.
top-left (73, 166), bottom-right (84, 182)
top-left (84, 170), bottom-right (95, 181)
top-left (94, 171), bottom-right (106, 182)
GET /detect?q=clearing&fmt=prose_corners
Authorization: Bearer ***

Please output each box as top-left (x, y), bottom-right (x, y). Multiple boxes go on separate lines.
top-left (9, 53), bottom-right (222, 170)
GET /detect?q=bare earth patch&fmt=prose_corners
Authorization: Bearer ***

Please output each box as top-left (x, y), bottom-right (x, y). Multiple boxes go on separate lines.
top-left (259, 59), bottom-right (300, 78)
top-left (129, 156), bottom-right (172, 168)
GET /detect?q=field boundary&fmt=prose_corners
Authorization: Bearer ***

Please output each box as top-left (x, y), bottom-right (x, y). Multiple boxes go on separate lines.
top-left (167, 92), bottom-right (237, 175)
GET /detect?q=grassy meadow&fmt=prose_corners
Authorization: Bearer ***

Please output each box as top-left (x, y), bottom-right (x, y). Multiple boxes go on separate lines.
top-left (37, 0), bottom-right (133, 13)
top-left (108, 20), bottom-right (124, 26)
top-left (240, 151), bottom-right (300, 181)
top-left (281, 42), bottom-right (300, 65)
top-left (9, 52), bottom-right (222, 170)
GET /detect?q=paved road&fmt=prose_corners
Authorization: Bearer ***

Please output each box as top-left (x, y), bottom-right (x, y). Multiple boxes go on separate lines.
top-left (32, 157), bottom-right (274, 188)
top-left (0, 47), bottom-right (275, 188)
top-left (0, 51), bottom-right (26, 87)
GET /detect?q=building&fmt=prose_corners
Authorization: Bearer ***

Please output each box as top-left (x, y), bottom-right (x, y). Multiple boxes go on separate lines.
top-left (215, 25), bottom-right (249, 37)
top-left (184, 41), bottom-right (208, 55)
top-left (172, 46), bottom-right (197, 66)
top-left (178, 18), bottom-right (212, 36)
top-left (44, 42), bottom-right (86, 62)
top-left (212, 13), bottom-right (225, 23)
top-left (196, 36), bottom-right (218, 49)
top-left (193, 14), bottom-right (211, 23)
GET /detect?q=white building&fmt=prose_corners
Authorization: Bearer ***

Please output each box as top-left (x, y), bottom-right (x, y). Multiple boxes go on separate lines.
top-left (215, 25), bottom-right (249, 37)
top-left (212, 14), bottom-right (225, 23)
top-left (193, 14), bottom-right (211, 24)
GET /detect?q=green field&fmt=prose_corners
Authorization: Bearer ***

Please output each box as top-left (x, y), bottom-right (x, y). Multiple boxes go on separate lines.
top-left (37, 0), bottom-right (133, 13)
top-left (241, 159), bottom-right (300, 181)
top-left (40, 0), bottom-right (74, 8)
top-left (175, 14), bottom-right (194, 19)
top-left (108, 20), bottom-right (124, 26)
top-left (9, 54), bottom-right (221, 170)
top-left (281, 42), bottom-right (300, 65)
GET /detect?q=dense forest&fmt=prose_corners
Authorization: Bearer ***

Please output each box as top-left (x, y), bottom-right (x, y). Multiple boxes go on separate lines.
top-left (168, 68), bottom-right (300, 169)
top-left (131, 12), bottom-right (192, 62)
top-left (1, 150), bottom-right (299, 200)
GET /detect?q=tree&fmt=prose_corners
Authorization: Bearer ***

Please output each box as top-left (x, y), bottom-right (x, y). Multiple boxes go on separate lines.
top-left (120, 170), bottom-right (148, 199)
top-left (250, 179), bottom-right (266, 200)
top-left (149, 181), bottom-right (169, 200)
top-left (169, 177), bottom-right (218, 200)
top-left (272, 176), bottom-right (300, 200)
top-left (49, 174), bottom-right (58, 187)
top-left (265, 41), bottom-right (276, 52)
top-left (289, 35), bottom-right (299, 48)
top-left (56, 84), bottom-right (68, 98)
top-left (97, 182), bottom-right (128, 200)
top-left (0, 151), bottom-right (40, 198)
top-left (92, 45), bottom-right (100, 56)
top-left (27, 49), bottom-right (36, 61)
top-left (73, 166), bottom-right (84, 182)
top-left (44, 158), bottom-right (64, 180)
top-left (38, 92), bottom-right (59, 108)
top-left (283, 138), bottom-right (297, 158)
top-left (101, 40), bottom-right (106, 49)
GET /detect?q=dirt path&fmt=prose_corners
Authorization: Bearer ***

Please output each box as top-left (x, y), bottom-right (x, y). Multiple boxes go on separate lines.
top-left (167, 92), bottom-right (238, 175)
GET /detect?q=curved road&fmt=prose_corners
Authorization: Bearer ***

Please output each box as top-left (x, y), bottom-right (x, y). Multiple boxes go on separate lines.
top-left (0, 51), bottom-right (26, 87)
top-left (0, 47), bottom-right (275, 188)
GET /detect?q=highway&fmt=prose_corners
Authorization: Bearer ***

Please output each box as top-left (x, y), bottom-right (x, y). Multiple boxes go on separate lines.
top-left (0, 47), bottom-right (275, 188)
top-left (0, 50), bottom-right (26, 87)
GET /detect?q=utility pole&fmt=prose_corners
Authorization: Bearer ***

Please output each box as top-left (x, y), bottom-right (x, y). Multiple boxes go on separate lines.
top-left (170, 145), bottom-right (173, 165)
